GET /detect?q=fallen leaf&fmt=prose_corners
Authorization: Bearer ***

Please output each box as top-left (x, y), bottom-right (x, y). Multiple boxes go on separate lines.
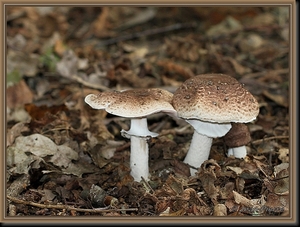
top-left (165, 175), bottom-right (184, 195)
top-left (56, 49), bottom-right (79, 78)
top-left (273, 163), bottom-right (289, 195)
top-left (6, 122), bottom-right (30, 147)
top-left (7, 50), bottom-right (40, 77)
top-left (6, 79), bottom-right (34, 109)
top-left (24, 103), bottom-right (67, 121)
top-left (159, 207), bottom-right (185, 216)
top-left (213, 204), bottom-right (227, 216)
top-left (198, 160), bottom-right (220, 204)
top-left (264, 193), bottom-right (288, 214)
top-left (278, 148), bottom-right (290, 162)
top-left (206, 16), bottom-right (243, 37)
top-left (262, 90), bottom-right (288, 108)
top-left (274, 163), bottom-right (289, 176)
top-left (250, 12), bottom-right (275, 26)
top-left (238, 34), bottom-right (264, 52)
top-left (7, 145), bottom-right (36, 174)
top-left (232, 190), bottom-right (254, 207)
top-left (8, 134), bottom-right (78, 175)
top-left (223, 56), bottom-right (252, 75)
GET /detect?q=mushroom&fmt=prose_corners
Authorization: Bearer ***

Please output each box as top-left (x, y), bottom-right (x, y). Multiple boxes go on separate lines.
top-left (172, 73), bottom-right (259, 176)
top-left (84, 88), bottom-right (176, 182)
top-left (224, 122), bottom-right (252, 158)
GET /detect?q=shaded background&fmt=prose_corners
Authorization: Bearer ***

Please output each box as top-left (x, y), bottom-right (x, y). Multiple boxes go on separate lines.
top-left (6, 6), bottom-right (289, 217)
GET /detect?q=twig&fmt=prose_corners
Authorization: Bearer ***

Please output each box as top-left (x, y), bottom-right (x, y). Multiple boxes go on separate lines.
top-left (251, 135), bottom-right (289, 145)
top-left (70, 74), bottom-right (111, 91)
top-left (210, 24), bottom-right (287, 40)
top-left (96, 22), bottom-right (197, 47)
top-left (7, 174), bottom-right (30, 198)
top-left (243, 68), bottom-right (289, 79)
top-left (115, 142), bottom-right (130, 153)
top-left (44, 72), bottom-right (111, 91)
top-left (7, 195), bottom-right (138, 213)
top-left (6, 174), bottom-right (31, 216)
top-left (141, 177), bottom-right (154, 194)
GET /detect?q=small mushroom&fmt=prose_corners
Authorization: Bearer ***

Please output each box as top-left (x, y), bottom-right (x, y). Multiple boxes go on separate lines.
top-left (224, 123), bottom-right (252, 158)
top-left (172, 73), bottom-right (259, 176)
top-left (85, 88), bottom-right (176, 182)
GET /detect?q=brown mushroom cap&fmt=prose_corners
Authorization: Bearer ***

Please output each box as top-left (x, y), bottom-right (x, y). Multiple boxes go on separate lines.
top-left (172, 74), bottom-right (259, 123)
top-left (224, 123), bottom-right (251, 147)
top-left (85, 88), bottom-right (176, 118)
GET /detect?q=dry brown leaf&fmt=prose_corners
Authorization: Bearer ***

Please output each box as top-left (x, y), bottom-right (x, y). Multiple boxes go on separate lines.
top-left (273, 163), bottom-right (289, 195)
top-left (8, 7), bottom-right (40, 39)
top-left (36, 14), bottom-right (57, 38)
top-left (264, 193), bottom-right (288, 214)
top-left (171, 159), bottom-right (191, 178)
top-left (114, 68), bottom-right (158, 88)
top-left (251, 44), bottom-right (281, 65)
top-left (223, 56), bottom-right (252, 75)
top-left (262, 90), bottom-right (288, 108)
top-left (232, 190), bottom-right (254, 207)
top-left (7, 79), bottom-right (34, 109)
top-left (159, 207), bottom-right (186, 216)
top-left (164, 36), bottom-right (202, 62)
top-left (213, 204), bottom-right (227, 216)
top-left (7, 134), bottom-right (79, 175)
top-left (92, 7), bottom-right (109, 38)
top-left (165, 175), bottom-right (184, 195)
top-left (54, 39), bottom-right (67, 57)
top-left (191, 7), bottom-right (260, 25)
top-left (198, 160), bottom-right (221, 204)
top-left (250, 12), bottom-right (275, 26)
top-left (255, 115), bottom-right (278, 135)
top-left (238, 34), bottom-right (264, 52)
top-left (156, 200), bottom-right (171, 215)
top-left (56, 49), bottom-right (79, 78)
top-left (219, 182), bottom-right (235, 199)
top-left (6, 122), bottom-right (30, 147)
top-left (24, 103), bottom-right (67, 121)
top-left (157, 59), bottom-right (195, 80)
top-left (206, 16), bottom-right (243, 37)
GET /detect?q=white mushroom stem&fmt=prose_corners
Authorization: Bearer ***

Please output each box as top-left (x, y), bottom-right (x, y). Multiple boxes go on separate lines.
top-left (183, 131), bottom-right (213, 176)
top-left (129, 135), bottom-right (149, 181)
top-left (122, 118), bottom-right (158, 138)
top-left (121, 118), bottom-right (158, 182)
top-left (184, 120), bottom-right (232, 176)
top-left (227, 146), bottom-right (247, 158)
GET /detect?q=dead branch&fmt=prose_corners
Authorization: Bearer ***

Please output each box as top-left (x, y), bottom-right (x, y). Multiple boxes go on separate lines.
top-left (7, 195), bottom-right (138, 213)
top-left (70, 74), bottom-right (111, 91)
top-left (96, 22), bottom-right (197, 47)
top-left (251, 135), bottom-right (289, 145)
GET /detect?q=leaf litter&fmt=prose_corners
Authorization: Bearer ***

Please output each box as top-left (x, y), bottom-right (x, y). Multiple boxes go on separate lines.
top-left (6, 6), bottom-right (290, 217)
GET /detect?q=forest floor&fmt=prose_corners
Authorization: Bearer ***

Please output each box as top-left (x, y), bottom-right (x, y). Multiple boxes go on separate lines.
top-left (6, 6), bottom-right (291, 222)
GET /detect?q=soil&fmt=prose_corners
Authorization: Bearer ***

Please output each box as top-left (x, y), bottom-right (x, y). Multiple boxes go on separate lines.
top-left (6, 6), bottom-right (290, 220)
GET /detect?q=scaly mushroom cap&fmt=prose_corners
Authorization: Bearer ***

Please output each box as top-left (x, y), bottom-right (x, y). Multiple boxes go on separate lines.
top-left (85, 88), bottom-right (176, 118)
top-left (172, 74), bottom-right (259, 123)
